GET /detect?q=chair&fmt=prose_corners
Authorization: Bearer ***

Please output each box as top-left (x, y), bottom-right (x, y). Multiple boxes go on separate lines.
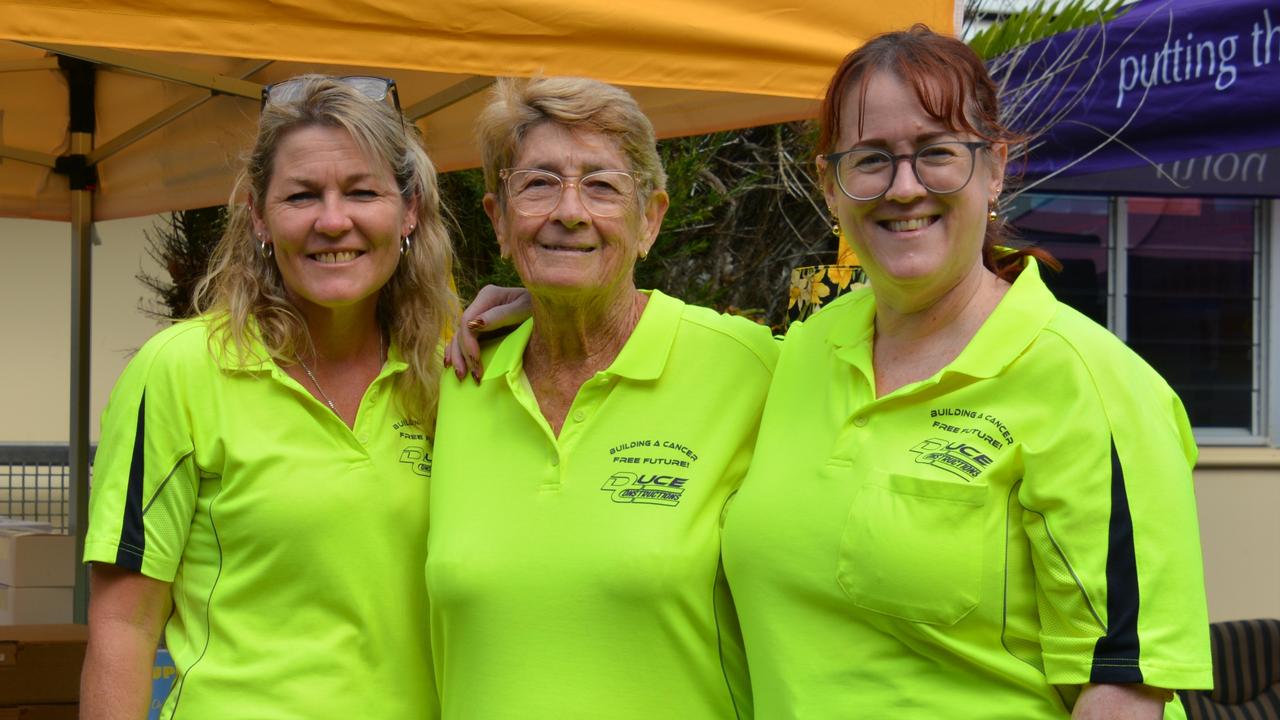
top-left (1180, 618), bottom-right (1280, 719)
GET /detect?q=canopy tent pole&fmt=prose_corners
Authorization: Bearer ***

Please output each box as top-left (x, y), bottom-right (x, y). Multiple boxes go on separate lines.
top-left (69, 162), bottom-right (91, 623)
top-left (59, 55), bottom-right (96, 624)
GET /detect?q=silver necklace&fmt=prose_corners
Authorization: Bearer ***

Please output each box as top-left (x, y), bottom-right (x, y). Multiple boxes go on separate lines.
top-left (298, 329), bottom-right (385, 413)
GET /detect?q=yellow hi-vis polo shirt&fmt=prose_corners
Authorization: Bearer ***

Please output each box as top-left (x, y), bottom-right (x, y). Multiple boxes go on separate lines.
top-left (722, 260), bottom-right (1213, 719)
top-left (84, 317), bottom-right (438, 720)
top-left (427, 289), bottom-right (776, 720)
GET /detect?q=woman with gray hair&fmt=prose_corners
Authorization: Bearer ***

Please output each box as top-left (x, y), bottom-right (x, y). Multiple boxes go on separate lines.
top-left (427, 76), bottom-right (773, 719)
top-left (81, 75), bottom-right (455, 719)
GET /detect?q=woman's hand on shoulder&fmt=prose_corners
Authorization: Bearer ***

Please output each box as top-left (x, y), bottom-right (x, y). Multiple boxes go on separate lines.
top-left (444, 285), bottom-right (532, 382)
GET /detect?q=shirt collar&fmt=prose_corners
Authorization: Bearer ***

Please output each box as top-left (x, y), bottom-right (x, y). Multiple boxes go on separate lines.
top-left (823, 258), bottom-right (1058, 380)
top-left (947, 258), bottom-right (1057, 379)
top-left (212, 315), bottom-right (272, 371)
top-left (212, 315), bottom-right (409, 376)
top-left (483, 289), bottom-right (682, 383)
top-left (824, 290), bottom-right (877, 350)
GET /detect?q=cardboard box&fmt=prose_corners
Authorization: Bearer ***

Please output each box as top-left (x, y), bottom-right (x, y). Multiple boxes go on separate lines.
top-left (0, 624), bottom-right (87, 705)
top-left (0, 523), bottom-right (74, 588)
top-left (0, 586), bottom-right (73, 625)
top-left (0, 706), bottom-right (79, 720)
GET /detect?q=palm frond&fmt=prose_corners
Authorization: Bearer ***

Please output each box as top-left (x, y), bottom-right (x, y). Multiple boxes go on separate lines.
top-left (967, 0), bottom-right (1132, 60)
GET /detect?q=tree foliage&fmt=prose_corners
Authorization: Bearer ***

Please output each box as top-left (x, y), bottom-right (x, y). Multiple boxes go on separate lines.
top-left (137, 205), bottom-right (228, 320)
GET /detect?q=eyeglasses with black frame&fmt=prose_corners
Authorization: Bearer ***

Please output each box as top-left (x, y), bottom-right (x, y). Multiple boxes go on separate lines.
top-left (822, 141), bottom-right (990, 201)
top-left (260, 76), bottom-right (401, 113)
top-left (499, 168), bottom-right (644, 218)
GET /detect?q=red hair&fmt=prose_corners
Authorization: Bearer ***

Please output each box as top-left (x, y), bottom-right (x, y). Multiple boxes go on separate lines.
top-left (818, 24), bottom-right (1058, 281)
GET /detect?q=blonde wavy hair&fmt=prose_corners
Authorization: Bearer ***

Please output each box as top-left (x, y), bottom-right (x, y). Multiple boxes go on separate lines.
top-left (192, 75), bottom-right (457, 427)
top-left (475, 76), bottom-right (668, 200)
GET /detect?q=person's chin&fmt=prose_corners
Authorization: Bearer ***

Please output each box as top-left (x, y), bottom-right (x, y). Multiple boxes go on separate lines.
top-left (867, 254), bottom-right (948, 287)
top-left (291, 282), bottom-right (383, 310)
top-left (522, 258), bottom-right (603, 286)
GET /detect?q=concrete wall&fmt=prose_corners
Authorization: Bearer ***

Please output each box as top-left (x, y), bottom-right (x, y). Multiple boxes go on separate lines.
top-left (1194, 448), bottom-right (1280, 622)
top-left (0, 216), bottom-right (166, 443)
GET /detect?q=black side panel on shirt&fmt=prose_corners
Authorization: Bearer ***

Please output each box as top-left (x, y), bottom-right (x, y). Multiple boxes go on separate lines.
top-left (1089, 439), bottom-right (1143, 683)
top-left (115, 392), bottom-right (147, 571)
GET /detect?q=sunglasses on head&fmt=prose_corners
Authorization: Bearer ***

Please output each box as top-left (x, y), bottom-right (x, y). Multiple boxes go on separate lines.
top-left (260, 75), bottom-right (401, 113)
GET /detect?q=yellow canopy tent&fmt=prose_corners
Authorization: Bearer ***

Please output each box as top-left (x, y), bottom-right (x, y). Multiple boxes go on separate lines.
top-left (1, 0), bottom-right (958, 220)
top-left (0, 0), bottom-right (956, 618)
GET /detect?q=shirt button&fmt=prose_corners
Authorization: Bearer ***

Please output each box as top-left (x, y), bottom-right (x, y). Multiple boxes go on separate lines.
top-left (573, 410), bottom-right (587, 422)
top-left (853, 415), bottom-right (868, 427)
top-left (550, 456), bottom-right (560, 467)
top-left (357, 432), bottom-right (370, 444)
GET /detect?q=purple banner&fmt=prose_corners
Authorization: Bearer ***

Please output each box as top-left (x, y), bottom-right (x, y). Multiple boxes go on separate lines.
top-left (997, 0), bottom-right (1280, 196)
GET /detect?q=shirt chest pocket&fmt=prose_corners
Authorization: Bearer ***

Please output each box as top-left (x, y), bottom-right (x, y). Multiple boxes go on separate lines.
top-left (834, 468), bottom-right (988, 626)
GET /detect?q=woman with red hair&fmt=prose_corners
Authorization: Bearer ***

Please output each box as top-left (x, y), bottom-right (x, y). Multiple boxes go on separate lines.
top-left (449, 25), bottom-right (1214, 719)
top-left (720, 25), bottom-right (1213, 719)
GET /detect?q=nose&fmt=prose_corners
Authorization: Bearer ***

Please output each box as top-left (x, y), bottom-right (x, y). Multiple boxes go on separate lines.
top-left (314, 191), bottom-right (354, 236)
top-left (883, 156), bottom-right (927, 203)
top-left (550, 179), bottom-right (591, 228)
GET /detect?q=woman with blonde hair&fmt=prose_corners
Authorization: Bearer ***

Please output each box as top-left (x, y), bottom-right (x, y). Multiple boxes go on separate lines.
top-left (81, 74), bottom-right (455, 719)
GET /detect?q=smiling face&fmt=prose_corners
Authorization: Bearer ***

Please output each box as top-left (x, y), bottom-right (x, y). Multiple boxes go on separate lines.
top-left (252, 124), bottom-right (416, 319)
top-left (821, 71), bottom-right (1006, 308)
top-left (483, 122), bottom-right (668, 302)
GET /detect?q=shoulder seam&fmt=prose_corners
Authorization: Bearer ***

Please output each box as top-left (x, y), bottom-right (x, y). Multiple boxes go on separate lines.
top-left (677, 310), bottom-right (776, 374)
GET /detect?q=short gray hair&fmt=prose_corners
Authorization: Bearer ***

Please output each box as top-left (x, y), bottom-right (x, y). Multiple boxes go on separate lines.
top-left (475, 76), bottom-right (667, 200)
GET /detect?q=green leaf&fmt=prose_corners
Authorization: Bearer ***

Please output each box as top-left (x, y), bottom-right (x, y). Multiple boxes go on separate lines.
top-left (967, 0), bottom-right (1131, 59)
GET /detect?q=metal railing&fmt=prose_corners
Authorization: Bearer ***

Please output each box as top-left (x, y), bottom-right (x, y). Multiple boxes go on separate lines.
top-left (0, 444), bottom-right (95, 534)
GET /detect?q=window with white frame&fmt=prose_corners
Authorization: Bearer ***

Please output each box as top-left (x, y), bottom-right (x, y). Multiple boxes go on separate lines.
top-left (1008, 194), bottom-right (1270, 443)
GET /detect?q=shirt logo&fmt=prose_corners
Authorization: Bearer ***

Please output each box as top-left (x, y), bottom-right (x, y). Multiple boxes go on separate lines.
top-left (399, 447), bottom-right (432, 477)
top-left (393, 418), bottom-right (431, 477)
top-left (909, 438), bottom-right (992, 480)
top-left (601, 472), bottom-right (688, 507)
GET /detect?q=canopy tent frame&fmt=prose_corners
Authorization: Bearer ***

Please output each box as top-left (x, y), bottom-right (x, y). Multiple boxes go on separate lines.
top-left (4, 45), bottom-right (501, 169)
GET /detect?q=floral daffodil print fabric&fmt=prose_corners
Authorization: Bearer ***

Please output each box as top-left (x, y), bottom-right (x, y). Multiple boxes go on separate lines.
top-left (787, 263), bottom-right (868, 325)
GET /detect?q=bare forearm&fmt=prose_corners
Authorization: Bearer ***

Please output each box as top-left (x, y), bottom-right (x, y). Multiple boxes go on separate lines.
top-left (80, 564), bottom-right (172, 720)
top-left (1072, 683), bottom-right (1170, 720)
top-left (80, 620), bottom-right (161, 720)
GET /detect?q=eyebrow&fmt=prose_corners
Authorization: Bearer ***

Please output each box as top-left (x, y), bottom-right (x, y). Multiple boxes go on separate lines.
top-left (522, 159), bottom-right (620, 175)
top-left (278, 172), bottom-right (379, 188)
top-left (850, 131), bottom-right (961, 149)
